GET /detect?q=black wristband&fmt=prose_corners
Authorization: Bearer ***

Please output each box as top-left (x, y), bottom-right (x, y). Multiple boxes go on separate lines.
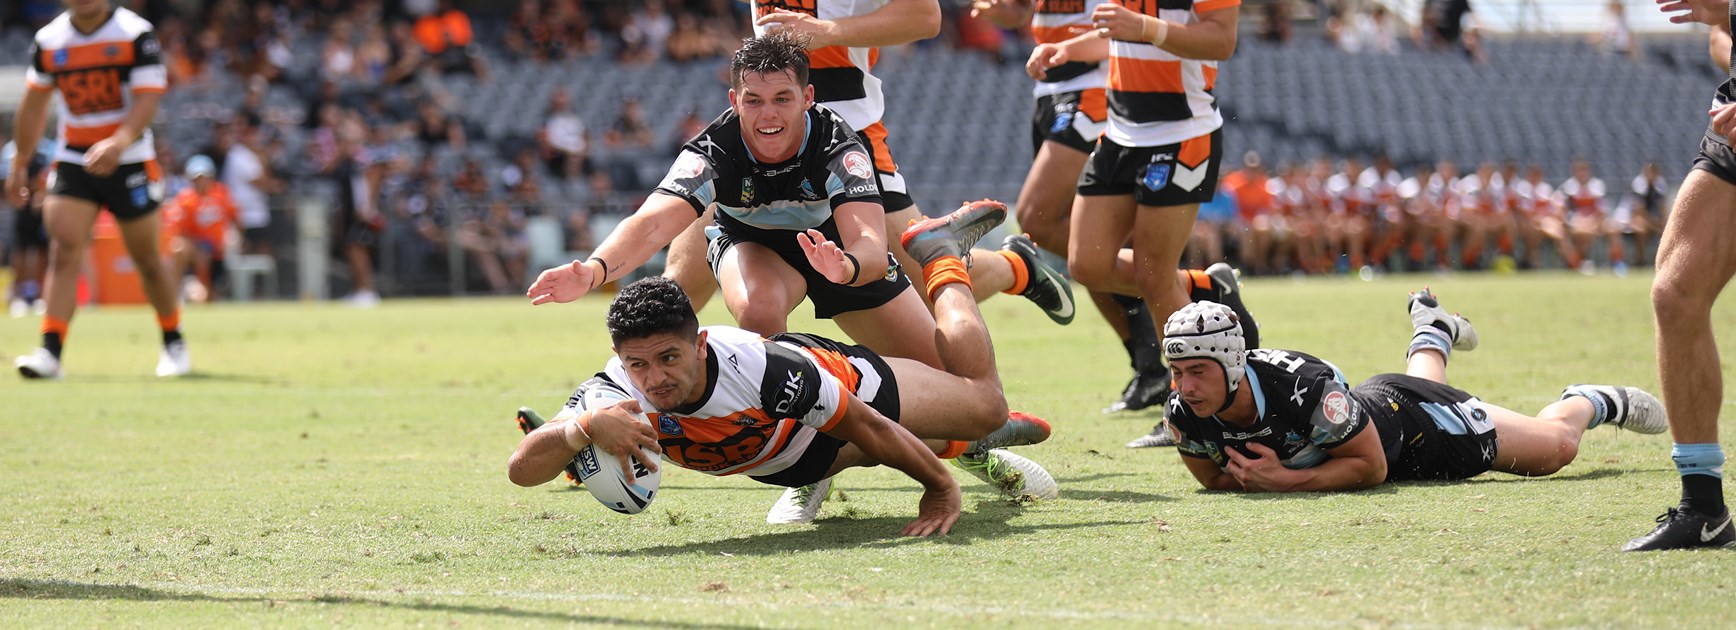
top-left (843, 252), bottom-right (861, 285)
top-left (587, 256), bottom-right (611, 289)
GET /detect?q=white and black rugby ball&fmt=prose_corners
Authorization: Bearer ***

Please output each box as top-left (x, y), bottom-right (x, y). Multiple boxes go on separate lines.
top-left (573, 434), bottom-right (661, 515)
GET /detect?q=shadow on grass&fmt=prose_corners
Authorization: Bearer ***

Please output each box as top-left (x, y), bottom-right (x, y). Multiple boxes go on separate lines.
top-left (1052, 472), bottom-right (1179, 503)
top-left (598, 501), bottom-right (1147, 558)
top-left (0, 579), bottom-right (754, 629)
top-left (53, 372), bottom-right (281, 385)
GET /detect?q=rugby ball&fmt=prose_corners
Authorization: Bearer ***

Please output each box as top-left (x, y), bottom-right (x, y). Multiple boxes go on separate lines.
top-left (572, 432), bottom-right (661, 515)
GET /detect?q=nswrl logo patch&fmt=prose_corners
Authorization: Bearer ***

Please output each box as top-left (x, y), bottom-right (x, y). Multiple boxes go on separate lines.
top-left (1141, 162), bottom-right (1171, 192)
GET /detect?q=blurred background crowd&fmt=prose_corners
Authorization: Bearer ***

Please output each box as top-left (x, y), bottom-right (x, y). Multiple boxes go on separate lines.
top-left (0, 0), bottom-right (1719, 306)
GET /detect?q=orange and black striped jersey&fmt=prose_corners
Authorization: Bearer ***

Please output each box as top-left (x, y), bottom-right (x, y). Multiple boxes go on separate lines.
top-left (1104, 0), bottom-right (1238, 147)
top-left (1032, 0), bottom-right (1106, 96)
top-left (752, 0), bottom-right (888, 133)
top-left (569, 326), bottom-right (875, 477)
top-left (25, 7), bottom-right (165, 165)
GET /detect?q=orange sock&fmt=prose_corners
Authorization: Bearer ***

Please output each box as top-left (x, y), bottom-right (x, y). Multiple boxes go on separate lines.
top-left (42, 315), bottom-right (69, 339)
top-left (1186, 269), bottom-right (1212, 292)
top-left (997, 250), bottom-right (1029, 295)
top-left (921, 258), bottom-right (971, 302)
top-left (157, 310), bottom-right (180, 333)
top-left (937, 440), bottom-right (970, 460)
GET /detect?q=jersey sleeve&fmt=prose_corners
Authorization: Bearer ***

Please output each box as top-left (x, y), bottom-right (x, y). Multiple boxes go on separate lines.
top-left (759, 342), bottom-right (847, 432)
top-left (1166, 400), bottom-right (1215, 460)
top-left (130, 30), bottom-right (167, 93)
top-left (555, 373), bottom-right (633, 420)
top-left (1306, 378), bottom-right (1367, 451)
top-left (653, 149), bottom-right (719, 215)
top-left (24, 40), bottom-right (53, 91)
top-left (823, 143), bottom-right (882, 210)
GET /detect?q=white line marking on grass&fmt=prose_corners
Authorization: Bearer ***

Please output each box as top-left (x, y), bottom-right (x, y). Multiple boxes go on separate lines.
top-left (75, 580), bottom-right (1517, 629)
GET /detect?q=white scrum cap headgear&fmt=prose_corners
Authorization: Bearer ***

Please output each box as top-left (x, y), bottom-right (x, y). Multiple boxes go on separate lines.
top-left (1162, 301), bottom-right (1247, 402)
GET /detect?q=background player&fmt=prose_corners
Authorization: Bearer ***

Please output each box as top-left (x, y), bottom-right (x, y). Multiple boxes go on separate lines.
top-left (4, 145), bottom-right (50, 318)
top-left (1160, 294), bottom-right (1666, 493)
top-left (7, 0), bottom-right (187, 379)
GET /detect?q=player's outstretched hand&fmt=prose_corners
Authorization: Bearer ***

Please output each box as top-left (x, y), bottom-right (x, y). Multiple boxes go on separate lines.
top-left (1657, 0), bottom-right (1726, 26)
top-left (1026, 43), bottom-right (1067, 80)
top-left (902, 481), bottom-right (961, 537)
top-left (797, 229), bottom-right (855, 285)
top-left (589, 399), bottom-right (661, 478)
top-left (526, 261), bottom-right (596, 305)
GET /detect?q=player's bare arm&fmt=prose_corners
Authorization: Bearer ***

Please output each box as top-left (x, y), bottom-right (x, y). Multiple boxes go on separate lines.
top-left (1029, 29), bottom-right (1111, 81)
top-left (1714, 23), bottom-right (1733, 73)
top-left (4, 88), bottom-right (53, 206)
top-left (823, 394), bottom-right (961, 536)
top-left (508, 399), bottom-right (660, 486)
top-left (1092, 3), bottom-right (1238, 61)
top-left (85, 90), bottom-right (163, 178)
top-left (1224, 426), bottom-right (1388, 493)
top-left (971, 0), bottom-right (1032, 30)
top-left (796, 200), bottom-right (890, 287)
top-left (527, 193), bottom-right (700, 305)
top-left (757, 0), bottom-right (941, 48)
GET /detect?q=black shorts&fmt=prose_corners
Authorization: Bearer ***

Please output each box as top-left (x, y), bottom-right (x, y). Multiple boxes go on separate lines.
top-left (1356, 373), bottom-right (1497, 481)
top-left (47, 160), bottom-right (163, 221)
top-left (1032, 90), bottom-right (1107, 155)
top-left (1077, 129), bottom-right (1225, 207)
top-left (12, 207), bottom-right (48, 251)
top-left (749, 332), bottom-right (902, 488)
top-left (706, 226), bottom-right (913, 320)
top-left (855, 123), bottom-right (915, 213)
top-left (1692, 136), bottom-right (1736, 187)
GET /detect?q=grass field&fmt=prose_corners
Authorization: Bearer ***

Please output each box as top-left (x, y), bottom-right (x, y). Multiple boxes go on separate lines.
top-left (3, 271), bottom-right (1734, 628)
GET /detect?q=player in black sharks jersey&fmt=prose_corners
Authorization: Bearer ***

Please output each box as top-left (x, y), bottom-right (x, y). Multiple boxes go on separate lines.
top-left (527, 32), bottom-right (1034, 370)
top-left (1158, 293), bottom-right (1667, 493)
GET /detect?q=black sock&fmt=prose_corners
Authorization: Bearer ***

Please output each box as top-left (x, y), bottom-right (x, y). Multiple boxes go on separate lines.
top-left (1681, 475), bottom-right (1727, 515)
top-left (163, 330), bottom-right (183, 346)
top-left (43, 332), bottom-right (62, 359)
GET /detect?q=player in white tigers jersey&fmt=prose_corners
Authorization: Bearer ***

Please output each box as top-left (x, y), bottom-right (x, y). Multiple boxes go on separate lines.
top-left (7, 0), bottom-right (186, 381)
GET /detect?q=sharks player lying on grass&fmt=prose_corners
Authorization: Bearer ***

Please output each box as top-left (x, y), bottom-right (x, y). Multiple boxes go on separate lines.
top-left (509, 218), bottom-right (1055, 535)
top-left (1158, 291), bottom-right (1667, 492)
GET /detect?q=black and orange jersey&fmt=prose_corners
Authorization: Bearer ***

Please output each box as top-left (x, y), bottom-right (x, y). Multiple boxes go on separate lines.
top-left (568, 326), bottom-right (886, 477)
top-left (751, 1), bottom-right (887, 133)
top-left (1032, 0), bottom-right (1106, 93)
top-left (25, 6), bottom-right (165, 165)
top-left (1103, 0), bottom-right (1238, 147)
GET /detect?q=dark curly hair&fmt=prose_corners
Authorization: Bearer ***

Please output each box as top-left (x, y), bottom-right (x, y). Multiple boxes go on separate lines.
top-left (606, 277), bottom-right (700, 346)
top-left (730, 31), bottom-right (810, 89)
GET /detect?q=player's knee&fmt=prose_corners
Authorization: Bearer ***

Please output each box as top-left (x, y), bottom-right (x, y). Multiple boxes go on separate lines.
top-left (734, 306), bottom-right (788, 336)
top-left (963, 391), bottom-right (1009, 439)
top-left (1651, 275), bottom-right (1713, 323)
top-left (1067, 257), bottom-right (1112, 290)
